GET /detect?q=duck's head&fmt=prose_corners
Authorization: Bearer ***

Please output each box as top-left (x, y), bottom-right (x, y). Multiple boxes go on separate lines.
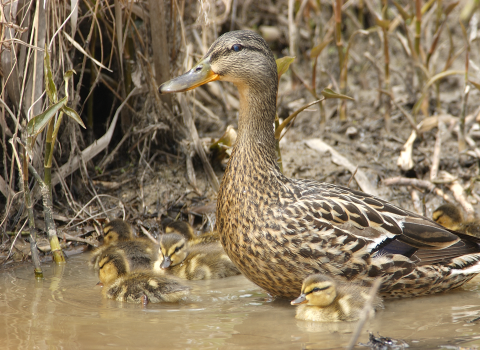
top-left (158, 233), bottom-right (188, 269)
top-left (291, 274), bottom-right (337, 307)
top-left (159, 30), bottom-right (278, 98)
top-left (103, 219), bottom-right (134, 245)
top-left (432, 204), bottom-right (464, 231)
top-left (165, 221), bottom-right (195, 241)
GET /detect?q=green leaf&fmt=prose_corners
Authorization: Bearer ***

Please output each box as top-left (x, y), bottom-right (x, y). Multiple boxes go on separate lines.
top-left (51, 112), bottom-right (64, 148)
top-left (392, 0), bottom-right (412, 21)
top-left (44, 51), bottom-right (57, 104)
top-left (63, 69), bottom-right (76, 100)
top-left (375, 18), bottom-right (390, 29)
top-left (275, 99), bottom-right (324, 139)
top-left (321, 88), bottom-right (355, 101)
top-left (276, 56), bottom-right (295, 81)
top-left (469, 80), bottom-right (480, 91)
top-left (310, 39), bottom-right (332, 59)
top-left (27, 96), bottom-right (67, 136)
top-left (412, 70), bottom-right (465, 114)
top-left (444, 1), bottom-right (459, 16)
top-left (62, 105), bottom-right (86, 128)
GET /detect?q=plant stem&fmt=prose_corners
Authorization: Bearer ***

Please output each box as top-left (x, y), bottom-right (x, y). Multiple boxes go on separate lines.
top-left (415, 0), bottom-right (422, 57)
top-left (382, 0), bottom-right (391, 132)
top-left (29, 163), bottom-right (66, 264)
top-left (334, 0), bottom-right (347, 121)
top-left (9, 138), bottom-right (43, 278)
top-left (23, 150), bottom-right (43, 279)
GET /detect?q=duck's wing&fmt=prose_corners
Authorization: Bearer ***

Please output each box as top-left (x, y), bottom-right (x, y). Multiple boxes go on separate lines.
top-left (291, 180), bottom-right (462, 252)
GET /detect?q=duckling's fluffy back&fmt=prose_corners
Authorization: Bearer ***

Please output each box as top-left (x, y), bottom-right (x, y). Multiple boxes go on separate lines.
top-left (91, 239), bottom-right (158, 272)
top-left (295, 284), bottom-right (383, 322)
top-left (102, 271), bottom-right (190, 303)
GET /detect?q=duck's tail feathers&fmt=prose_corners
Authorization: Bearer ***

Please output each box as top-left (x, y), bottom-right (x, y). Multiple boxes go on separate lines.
top-left (448, 253), bottom-right (480, 276)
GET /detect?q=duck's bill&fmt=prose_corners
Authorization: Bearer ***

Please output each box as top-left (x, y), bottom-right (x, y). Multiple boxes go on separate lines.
top-left (290, 294), bottom-right (307, 305)
top-left (160, 256), bottom-right (171, 269)
top-left (159, 58), bottom-right (219, 94)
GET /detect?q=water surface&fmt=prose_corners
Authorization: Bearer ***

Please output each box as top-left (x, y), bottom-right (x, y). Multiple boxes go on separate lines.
top-left (0, 255), bottom-right (479, 349)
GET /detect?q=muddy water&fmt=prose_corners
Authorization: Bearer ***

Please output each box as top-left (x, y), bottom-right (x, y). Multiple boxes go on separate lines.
top-left (0, 255), bottom-right (479, 350)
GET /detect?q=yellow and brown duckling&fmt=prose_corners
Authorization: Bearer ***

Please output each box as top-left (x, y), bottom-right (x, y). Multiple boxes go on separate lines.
top-left (154, 232), bottom-right (240, 280)
top-left (91, 219), bottom-right (157, 271)
top-left (165, 221), bottom-right (219, 245)
top-left (433, 204), bottom-right (480, 238)
top-left (92, 238), bottom-right (157, 272)
top-left (103, 219), bottom-right (134, 245)
top-left (159, 30), bottom-right (480, 299)
top-left (291, 274), bottom-right (383, 322)
top-left (97, 247), bottom-right (189, 304)
top-left (102, 272), bottom-right (190, 304)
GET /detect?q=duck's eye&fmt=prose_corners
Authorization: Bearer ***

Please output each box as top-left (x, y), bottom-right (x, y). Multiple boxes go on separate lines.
top-left (231, 44), bottom-right (243, 52)
top-left (312, 286), bottom-right (330, 292)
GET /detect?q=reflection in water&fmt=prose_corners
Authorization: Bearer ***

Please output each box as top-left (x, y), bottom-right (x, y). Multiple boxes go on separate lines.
top-left (0, 255), bottom-right (479, 349)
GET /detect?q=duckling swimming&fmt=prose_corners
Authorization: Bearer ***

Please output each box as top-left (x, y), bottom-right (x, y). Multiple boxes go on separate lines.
top-left (165, 221), bottom-right (219, 245)
top-left (103, 219), bottom-right (134, 245)
top-left (102, 271), bottom-right (190, 304)
top-left (433, 204), bottom-right (480, 238)
top-left (91, 238), bottom-right (158, 272)
top-left (96, 246), bottom-right (188, 304)
top-left (291, 274), bottom-right (383, 322)
top-left (154, 232), bottom-right (240, 280)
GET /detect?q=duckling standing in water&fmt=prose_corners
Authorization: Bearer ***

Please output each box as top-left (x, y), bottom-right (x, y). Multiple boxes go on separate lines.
top-left (103, 272), bottom-right (190, 304)
top-left (97, 250), bottom-right (189, 304)
top-left (165, 221), bottom-right (219, 245)
top-left (433, 204), bottom-right (480, 238)
top-left (154, 232), bottom-right (239, 280)
top-left (291, 274), bottom-right (383, 322)
top-left (103, 219), bottom-right (134, 245)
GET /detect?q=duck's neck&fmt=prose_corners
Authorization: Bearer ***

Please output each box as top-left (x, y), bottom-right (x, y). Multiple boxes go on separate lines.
top-left (232, 83), bottom-right (279, 171)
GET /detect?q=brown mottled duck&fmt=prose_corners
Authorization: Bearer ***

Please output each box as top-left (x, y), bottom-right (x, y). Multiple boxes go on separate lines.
top-left (291, 274), bottom-right (383, 322)
top-left (433, 204), bottom-right (480, 238)
top-left (154, 232), bottom-right (239, 280)
top-left (159, 30), bottom-right (480, 299)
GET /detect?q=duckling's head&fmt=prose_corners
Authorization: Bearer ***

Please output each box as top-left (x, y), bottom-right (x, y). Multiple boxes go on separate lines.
top-left (158, 233), bottom-right (188, 269)
top-left (432, 204), bottom-right (464, 231)
top-left (159, 30), bottom-right (277, 99)
top-left (103, 219), bottom-right (134, 245)
top-left (165, 221), bottom-right (195, 241)
top-left (98, 252), bottom-right (129, 285)
top-left (291, 274), bottom-right (337, 307)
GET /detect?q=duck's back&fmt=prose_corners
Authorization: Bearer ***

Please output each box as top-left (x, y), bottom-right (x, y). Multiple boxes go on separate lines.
top-left (217, 157), bottom-right (480, 299)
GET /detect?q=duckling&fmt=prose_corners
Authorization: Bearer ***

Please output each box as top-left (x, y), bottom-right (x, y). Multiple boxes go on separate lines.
top-left (103, 219), bottom-right (134, 245)
top-left (433, 204), bottom-right (480, 238)
top-left (91, 238), bottom-right (158, 272)
top-left (101, 271), bottom-right (190, 304)
top-left (154, 232), bottom-right (240, 280)
top-left (165, 221), bottom-right (219, 245)
top-left (291, 274), bottom-right (383, 322)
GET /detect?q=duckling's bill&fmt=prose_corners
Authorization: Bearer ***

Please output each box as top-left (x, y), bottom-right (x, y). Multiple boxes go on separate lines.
top-left (159, 58), bottom-right (219, 94)
top-left (291, 294), bottom-right (307, 305)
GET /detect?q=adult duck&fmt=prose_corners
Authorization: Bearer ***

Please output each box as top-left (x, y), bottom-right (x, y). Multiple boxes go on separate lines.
top-left (159, 30), bottom-right (480, 299)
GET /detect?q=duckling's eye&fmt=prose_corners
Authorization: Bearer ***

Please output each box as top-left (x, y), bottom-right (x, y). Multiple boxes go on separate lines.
top-left (231, 44), bottom-right (243, 52)
top-left (312, 286), bottom-right (329, 293)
